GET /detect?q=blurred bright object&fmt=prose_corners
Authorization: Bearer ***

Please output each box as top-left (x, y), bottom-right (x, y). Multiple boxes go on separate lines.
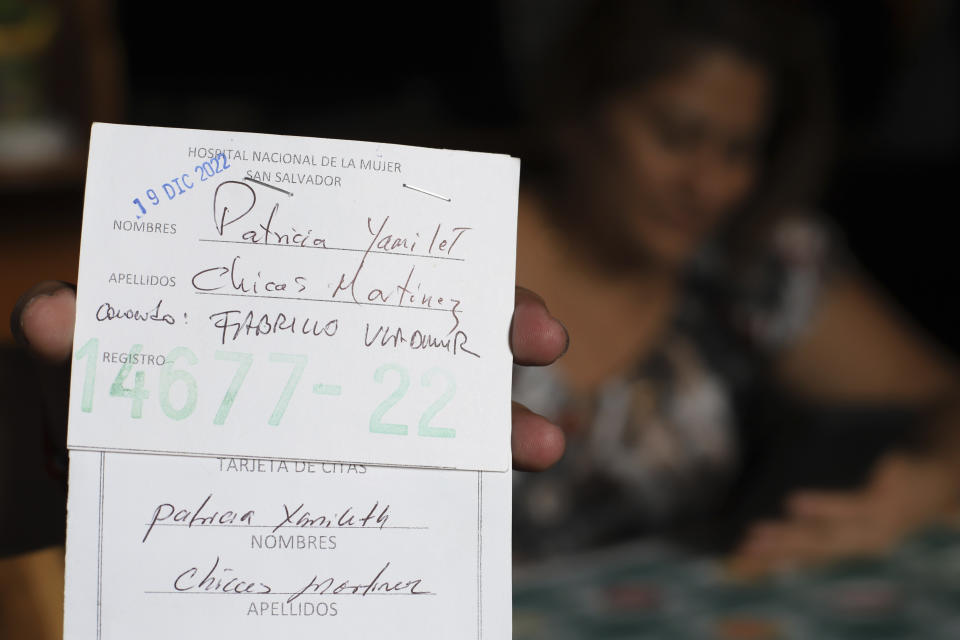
top-left (0, 1), bottom-right (71, 170)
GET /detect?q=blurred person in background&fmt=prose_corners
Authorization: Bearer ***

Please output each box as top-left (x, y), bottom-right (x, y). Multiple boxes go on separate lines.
top-left (510, 0), bottom-right (960, 574)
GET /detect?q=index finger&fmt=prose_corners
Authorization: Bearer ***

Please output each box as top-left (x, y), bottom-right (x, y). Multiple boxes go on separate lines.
top-left (11, 280), bottom-right (77, 363)
top-left (786, 490), bottom-right (872, 522)
top-left (511, 287), bottom-right (568, 366)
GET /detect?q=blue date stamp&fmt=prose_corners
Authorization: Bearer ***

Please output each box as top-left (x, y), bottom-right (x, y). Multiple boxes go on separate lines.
top-left (132, 152), bottom-right (232, 218)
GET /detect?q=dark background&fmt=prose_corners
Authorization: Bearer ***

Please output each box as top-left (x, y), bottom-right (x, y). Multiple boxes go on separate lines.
top-left (117, 0), bottom-right (959, 353)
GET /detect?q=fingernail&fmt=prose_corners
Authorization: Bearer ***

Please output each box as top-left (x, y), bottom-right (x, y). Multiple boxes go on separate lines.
top-left (10, 281), bottom-right (76, 348)
top-left (556, 317), bottom-right (570, 357)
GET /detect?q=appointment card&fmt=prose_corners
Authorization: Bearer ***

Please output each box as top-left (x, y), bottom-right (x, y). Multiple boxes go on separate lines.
top-left (69, 123), bottom-right (519, 471)
top-left (63, 451), bottom-right (510, 638)
top-left (63, 124), bottom-right (518, 639)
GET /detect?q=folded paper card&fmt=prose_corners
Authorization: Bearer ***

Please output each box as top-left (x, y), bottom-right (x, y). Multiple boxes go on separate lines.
top-left (63, 451), bottom-right (510, 638)
top-left (63, 124), bottom-right (518, 639)
top-left (68, 123), bottom-right (519, 471)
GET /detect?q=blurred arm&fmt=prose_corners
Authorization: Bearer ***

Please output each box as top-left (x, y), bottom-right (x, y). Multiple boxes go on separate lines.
top-left (775, 269), bottom-right (960, 411)
top-left (730, 270), bottom-right (960, 575)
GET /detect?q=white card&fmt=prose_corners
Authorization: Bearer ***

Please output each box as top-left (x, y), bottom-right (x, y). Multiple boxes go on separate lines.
top-left (68, 123), bottom-right (518, 471)
top-left (63, 451), bottom-right (511, 638)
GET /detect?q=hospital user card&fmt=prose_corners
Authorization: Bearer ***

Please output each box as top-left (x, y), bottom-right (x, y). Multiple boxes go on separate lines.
top-left (63, 123), bottom-right (519, 639)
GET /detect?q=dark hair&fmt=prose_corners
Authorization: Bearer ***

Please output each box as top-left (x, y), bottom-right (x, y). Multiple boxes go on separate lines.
top-left (519, 0), bottom-right (833, 262)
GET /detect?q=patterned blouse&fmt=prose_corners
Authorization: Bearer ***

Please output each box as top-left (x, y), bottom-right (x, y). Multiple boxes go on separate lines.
top-left (512, 213), bottom-right (846, 559)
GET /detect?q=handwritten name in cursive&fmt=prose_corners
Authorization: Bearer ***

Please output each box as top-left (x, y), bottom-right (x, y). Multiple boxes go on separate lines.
top-left (287, 562), bottom-right (429, 602)
top-left (272, 501), bottom-right (390, 533)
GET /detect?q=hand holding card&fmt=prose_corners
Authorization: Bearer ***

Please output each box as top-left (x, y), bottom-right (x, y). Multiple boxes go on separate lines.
top-left (29, 123), bottom-right (566, 639)
top-left (12, 284), bottom-right (566, 471)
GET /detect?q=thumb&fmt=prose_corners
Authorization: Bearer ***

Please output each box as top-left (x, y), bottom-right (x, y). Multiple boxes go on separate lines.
top-left (10, 280), bottom-right (77, 483)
